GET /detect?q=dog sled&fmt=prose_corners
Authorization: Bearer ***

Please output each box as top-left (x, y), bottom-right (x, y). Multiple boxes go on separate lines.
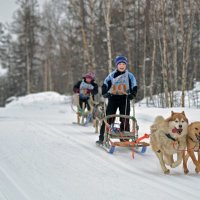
top-left (99, 109), bottom-right (150, 159)
top-left (71, 93), bottom-right (92, 126)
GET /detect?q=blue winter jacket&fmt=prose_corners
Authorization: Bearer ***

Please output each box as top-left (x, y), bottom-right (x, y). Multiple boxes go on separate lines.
top-left (102, 69), bottom-right (137, 100)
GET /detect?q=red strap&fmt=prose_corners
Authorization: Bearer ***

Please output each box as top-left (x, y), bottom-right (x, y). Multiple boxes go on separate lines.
top-left (135, 133), bottom-right (150, 143)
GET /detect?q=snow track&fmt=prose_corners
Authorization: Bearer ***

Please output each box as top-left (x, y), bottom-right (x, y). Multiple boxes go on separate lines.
top-left (0, 102), bottom-right (200, 200)
top-left (0, 165), bottom-right (31, 200)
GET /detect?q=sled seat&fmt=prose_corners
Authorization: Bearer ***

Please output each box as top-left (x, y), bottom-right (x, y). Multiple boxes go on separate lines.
top-left (109, 131), bottom-right (137, 140)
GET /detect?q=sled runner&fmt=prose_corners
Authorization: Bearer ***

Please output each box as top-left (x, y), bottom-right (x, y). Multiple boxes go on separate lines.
top-left (99, 114), bottom-right (150, 158)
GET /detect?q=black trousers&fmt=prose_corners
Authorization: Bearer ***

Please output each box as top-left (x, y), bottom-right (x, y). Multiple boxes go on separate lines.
top-left (79, 98), bottom-right (91, 111)
top-left (99, 97), bottom-right (130, 141)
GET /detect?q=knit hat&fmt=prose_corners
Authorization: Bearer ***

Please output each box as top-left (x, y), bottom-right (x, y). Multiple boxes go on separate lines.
top-left (83, 72), bottom-right (95, 80)
top-left (115, 56), bottom-right (128, 66)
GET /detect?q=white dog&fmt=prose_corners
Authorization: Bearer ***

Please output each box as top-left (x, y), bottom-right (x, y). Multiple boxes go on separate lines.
top-left (150, 111), bottom-right (189, 174)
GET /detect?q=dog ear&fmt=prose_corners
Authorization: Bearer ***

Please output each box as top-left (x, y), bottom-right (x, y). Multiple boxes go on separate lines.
top-left (182, 111), bottom-right (189, 123)
top-left (171, 111), bottom-right (174, 115)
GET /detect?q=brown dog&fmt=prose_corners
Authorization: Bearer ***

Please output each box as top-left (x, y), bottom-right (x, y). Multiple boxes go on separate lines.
top-left (150, 111), bottom-right (189, 174)
top-left (183, 122), bottom-right (200, 174)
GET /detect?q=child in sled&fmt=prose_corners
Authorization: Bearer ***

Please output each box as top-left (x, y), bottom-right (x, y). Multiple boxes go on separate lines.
top-left (73, 72), bottom-right (98, 112)
top-left (96, 56), bottom-right (137, 144)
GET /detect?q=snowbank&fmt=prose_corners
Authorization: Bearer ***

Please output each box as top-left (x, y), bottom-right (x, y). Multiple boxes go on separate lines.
top-left (6, 92), bottom-right (71, 107)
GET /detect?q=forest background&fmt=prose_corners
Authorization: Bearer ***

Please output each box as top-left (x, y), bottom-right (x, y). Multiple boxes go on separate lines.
top-left (0, 0), bottom-right (200, 108)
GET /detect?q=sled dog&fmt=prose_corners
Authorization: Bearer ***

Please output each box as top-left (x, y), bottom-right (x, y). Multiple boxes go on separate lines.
top-left (183, 121), bottom-right (200, 174)
top-left (91, 101), bottom-right (105, 133)
top-left (73, 90), bottom-right (92, 125)
top-left (150, 111), bottom-right (188, 174)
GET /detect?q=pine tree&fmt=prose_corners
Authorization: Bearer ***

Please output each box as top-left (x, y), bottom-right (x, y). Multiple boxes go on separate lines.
top-left (11, 0), bottom-right (42, 95)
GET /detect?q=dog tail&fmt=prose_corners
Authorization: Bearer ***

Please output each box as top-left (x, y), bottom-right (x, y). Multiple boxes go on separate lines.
top-left (154, 116), bottom-right (165, 124)
top-left (150, 116), bottom-right (165, 134)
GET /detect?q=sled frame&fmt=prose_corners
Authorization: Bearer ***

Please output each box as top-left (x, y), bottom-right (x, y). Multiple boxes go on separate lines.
top-left (102, 114), bottom-right (149, 158)
top-left (72, 94), bottom-right (92, 126)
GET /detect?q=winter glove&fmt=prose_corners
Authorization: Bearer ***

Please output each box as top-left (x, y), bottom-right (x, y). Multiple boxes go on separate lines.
top-left (73, 88), bottom-right (80, 93)
top-left (128, 94), bottom-right (134, 100)
top-left (102, 85), bottom-right (108, 95)
top-left (103, 93), bottom-right (111, 98)
top-left (128, 92), bottom-right (137, 100)
top-left (87, 89), bottom-right (93, 94)
top-left (132, 91), bottom-right (137, 98)
top-left (131, 86), bottom-right (137, 98)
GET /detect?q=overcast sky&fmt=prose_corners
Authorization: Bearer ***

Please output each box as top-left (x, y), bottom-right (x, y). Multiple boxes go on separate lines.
top-left (0, 0), bottom-right (47, 24)
top-left (0, 0), bottom-right (48, 75)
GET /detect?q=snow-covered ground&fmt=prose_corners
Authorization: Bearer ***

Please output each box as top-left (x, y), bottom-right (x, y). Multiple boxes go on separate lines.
top-left (0, 92), bottom-right (200, 200)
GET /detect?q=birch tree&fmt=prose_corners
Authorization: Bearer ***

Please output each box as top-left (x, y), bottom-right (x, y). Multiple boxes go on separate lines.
top-left (102, 0), bottom-right (112, 73)
top-left (160, 0), bottom-right (170, 107)
top-left (122, 0), bottom-right (132, 69)
top-left (179, 0), bottom-right (195, 107)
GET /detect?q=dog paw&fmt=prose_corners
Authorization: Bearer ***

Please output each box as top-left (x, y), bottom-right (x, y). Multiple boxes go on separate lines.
top-left (195, 164), bottom-right (200, 172)
top-left (171, 161), bottom-right (181, 168)
top-left (164, 169), bottom-right (170, 174)
top-left (171, 163), bottom-right (177, 168)
top-left (184, 169), bottom-right (189, 174)
top-left (195, 167), bottom-right (200, 174)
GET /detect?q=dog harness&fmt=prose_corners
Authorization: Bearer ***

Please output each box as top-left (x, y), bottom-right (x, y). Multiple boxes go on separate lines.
top-left (165, 133), bottom-right (176, 141)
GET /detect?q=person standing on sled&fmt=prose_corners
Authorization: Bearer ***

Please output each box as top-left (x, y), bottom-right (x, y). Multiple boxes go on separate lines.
top-left (73, 72), bottom-right (98, 111)
top-left (96, 56), bottom-right (137, 144)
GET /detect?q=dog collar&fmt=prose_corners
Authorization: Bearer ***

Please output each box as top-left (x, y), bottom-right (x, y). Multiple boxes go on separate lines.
top-left (165, 133), bottom-right (176, 141)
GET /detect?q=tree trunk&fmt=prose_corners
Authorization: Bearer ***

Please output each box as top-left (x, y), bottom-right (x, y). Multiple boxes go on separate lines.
top-left (43, 60), bottom-right (48, 91)
top-left (88, 0), bottom-right (96, 73)
top-left (81, 28), bottom-right (89, 72)
top-left (149, 39), bottom-right (156, 100)
top-left (142, 23), bottom-right (147, 100)
top-left (161, 0), bottom-right (169, 107)
top-left (180, 0), bottom-right (195, 107)
top-left (25, 26), bottom-right (31, 94)
top-left (103, 0), bottom-right (112, 73)
top-left (48, 59), bottom-right (53, 91)
top-left (172, 2), bottom-right (178, 92)
top-left (122, 0), bottom-right (132, 70)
